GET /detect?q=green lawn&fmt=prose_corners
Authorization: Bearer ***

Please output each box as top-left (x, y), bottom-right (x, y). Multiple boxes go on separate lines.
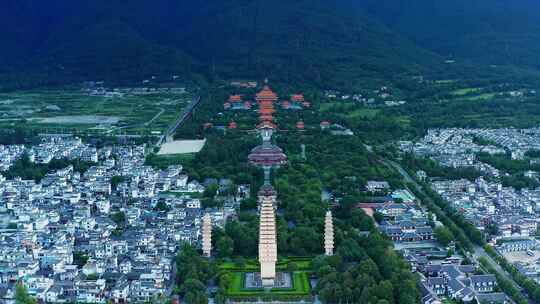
top-left (145, 153), bottom-right (195, 169)
top-left (347, 108), bottom-right (380, 119)
top-left (225, 271), bottom-right (311, 297)
top-left (219, 258), bottom-right (313, 300)
top-left (319, 102), bottom-right (355, 112)
top-left (219, 257), bottom-right (313, 272)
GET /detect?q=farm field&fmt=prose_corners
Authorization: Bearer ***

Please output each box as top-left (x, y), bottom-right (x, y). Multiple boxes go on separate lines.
top-left (0, 88), bottom-right (192, 135)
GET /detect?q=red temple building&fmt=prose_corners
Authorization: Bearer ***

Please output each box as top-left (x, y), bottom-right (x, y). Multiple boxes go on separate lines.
top-left (229, 95), bottom-right (242, 102)
top-left (228, 121), bottom-right (238, 129)
top-left (256, 86), bottom-right (278, 122)
top-left (225, 94), bottom-right (251, 110)
top-left (291, 94), bottom-right (304, 102)
top-left (320, 121), bottom-right (331, 129)
top-left (296, 121), bottom-right (305, 130)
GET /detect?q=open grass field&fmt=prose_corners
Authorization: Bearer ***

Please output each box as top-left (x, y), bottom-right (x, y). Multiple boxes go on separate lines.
top-left (347, 108), bottom-right (380, 119)
top-left (0, 88), bottom-right (192, 135)
top-left (145, 153), bottom-right (196, 169)
top-left (320, 102), bottom-right (380, 119)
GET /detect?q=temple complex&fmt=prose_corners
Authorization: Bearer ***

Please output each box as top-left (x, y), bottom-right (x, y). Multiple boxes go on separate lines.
top-left (225, 83), bottom-right (313, 289)
top-left (202, 213), bottom-right (212, 257)
top-left (247, 85), bottom-right (289, 287)
top-left (324, 211), bottom-right (334, 256)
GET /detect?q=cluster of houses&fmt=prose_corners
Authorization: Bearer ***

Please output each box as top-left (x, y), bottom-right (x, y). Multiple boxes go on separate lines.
top-left (0, 137), bottom-right (98, 170)
top-left (401, 128), bottom-right (540, 288)
top-left (420, 262), bottom-right (508, 304)
top-left (0, 145), bottom-right (25, 171)
top-left (84, 85), bottom-right (187, 98)
top-left (323, 86), bottom-right (407, 107)
top-left (357, 178), bottom-right (515, 303)
top-left (0, 137), bottom-right (239, 303)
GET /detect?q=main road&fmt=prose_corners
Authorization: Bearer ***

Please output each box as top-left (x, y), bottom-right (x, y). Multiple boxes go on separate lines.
top-left (156, 95), bottom-right (201, 147)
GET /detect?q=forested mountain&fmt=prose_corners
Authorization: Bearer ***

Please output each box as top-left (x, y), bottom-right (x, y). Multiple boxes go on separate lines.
top-left (358, 0), bottom-right (540, 71)
top-left (0, 0), bottom-right (442, 89)
top-left (1, 0), bottom-right (540, 90)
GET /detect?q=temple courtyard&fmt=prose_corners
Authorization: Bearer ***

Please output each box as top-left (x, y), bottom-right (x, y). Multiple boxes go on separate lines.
top-left (218, 258), bottom-right (313, 301)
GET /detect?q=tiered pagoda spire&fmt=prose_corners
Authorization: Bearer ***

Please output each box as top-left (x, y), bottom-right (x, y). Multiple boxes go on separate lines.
top-left (324, 210), bottom-right (334, 256)
top-left (259, 195), bottom-right (278, 287)
top-left (202, 213), bottom-right (212, 257)
top-left (256, 86), bottom-right (278, 123)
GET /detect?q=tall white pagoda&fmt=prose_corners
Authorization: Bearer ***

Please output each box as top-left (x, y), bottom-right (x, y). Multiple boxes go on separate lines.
top-left (202, 213), bottom-right (212, 258)
top-left (259, 196), bottom-right (278, 287)
top-left (324, 210), bottom-right (334, 256)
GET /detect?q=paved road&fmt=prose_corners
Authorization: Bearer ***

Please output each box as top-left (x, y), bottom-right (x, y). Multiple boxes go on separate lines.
top-left (144, 108), bottom-right (165, 126)
top-left (157, 95), bottom-right (201, 147)
top-left (383, 158), bottom-right (531, 302)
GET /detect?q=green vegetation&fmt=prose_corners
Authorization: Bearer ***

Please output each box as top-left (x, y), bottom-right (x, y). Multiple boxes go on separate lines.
top-left (401, 153), bottom-right (482, 181)
top-left (0, 89), bottom-right (191, 135)
top-left (476, 153), bottom-right (540, 189)
top-left (167, 86), bottom-right (420, 303)
top-left (402, 154), bottom-right (540, 303)
top-left (145, 153), bottom-right (196, 170)
top-left (360, 0), bottom-right (540, 75)
top-left (434, 226), bottom-right (455, 247)
top-left (484, 245), bottom-right (540, 303)
top-left (175, 243), bottom-right (215, 304)
top-left (4, 154), bottom-right (93, 181)
top-left (476, 153), bottom-right (536, 174)
top-left (222, 271), bottom-right (311, 300)
top-left (16, 282), bottom-right (36, 304)
top-left (404, 179), bottom-right (481, 252)
top-left (73, 251), bottom-right (89, 267)
top-left (478, 257), bottom-right (528, 304)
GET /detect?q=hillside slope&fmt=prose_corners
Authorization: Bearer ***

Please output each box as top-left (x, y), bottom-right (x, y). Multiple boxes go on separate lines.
top-left (0, 0), bottom-right (444, 89)
top-left (358, 0), bottom-right (540, 71)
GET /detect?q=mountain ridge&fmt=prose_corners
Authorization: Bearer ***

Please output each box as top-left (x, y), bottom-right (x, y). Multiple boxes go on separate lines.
top-left (2, 0), bottom-right (540, 90)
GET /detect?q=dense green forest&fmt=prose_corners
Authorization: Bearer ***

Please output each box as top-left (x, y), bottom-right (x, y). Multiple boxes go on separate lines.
top-left (359, 0), bottom-right (540, 72)
top-left (4, 0), bottom-right (540, 91)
